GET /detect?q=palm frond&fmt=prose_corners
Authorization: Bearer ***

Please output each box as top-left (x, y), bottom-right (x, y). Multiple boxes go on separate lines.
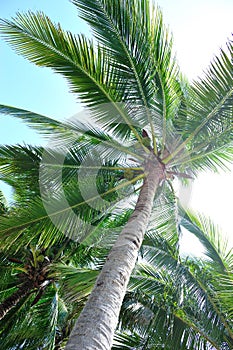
top-left (165, 40), bottom-right (233, 167)
top-left (72, 0), bottom-right (157, 106)
top-left (172, 139), bottom-right (233, 173)
top-left (180, 211), bottom-right (231, 272)
top-left (0, 104), bottom-right (72, 137)
top-left (51, 264), bottom-right (99, 304)
top-left (72, 0), bottom-right (181, 151)
top-left (0, 144), bottom-right (43, 204)
top-left (119, 289), bottom-right (221, 350)
top-left (0, 104), bottom-right (149, 162)
top-left (113, 331), bottom-right (144, 349)
top-left (0, 13), bottom-right (150, 144)
top-left (0, 172), bottom-right (140, 251)
top-left (180, 212), bottom-right (233, 329)
top-left (0, 13), bottom-right (116, 105)
top-left (147, 180), bottom-right (180, 250)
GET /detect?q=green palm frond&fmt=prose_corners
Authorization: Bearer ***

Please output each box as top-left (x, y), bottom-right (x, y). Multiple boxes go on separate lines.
top-left (214, 272), bottom-right (233, 322)
top-left (51, 264), bottom-right (99, 304)
top-left (72, 0), bottom-right (157, 106)
top-left (0, 294), bottom-right (33, 345)
top-left (0, 13), bottom-right (118, 105)
top-left (72, 0), bottom-right (181, 150)
top-left (189, 41), bottom-right (233, 142)
top-left (0, 144), bottom-right (42, 171)
top-left (0, 105), bottom-right (149, 162)
top-left (122, 269), bottom-right (224, 349)
top-left (0, 144), bottom-right (42, 203)
top-left (0, 141), bottom-right (146, 251)
top-left (0, 256), bottom-right (21, 301)
top-left (0, 197), bottom-right (101, 251)
top-left (0, 2), bottom-right (232, 349)
top-left (165, 40), bottom-right (233, 166)
top-left (0, 175), bottom-right (138, 251)
top-left (0, 105), bottom-right (73, 137)
top-left (148, 180), bottom-right (180, 250)
top-left (173, 140), bottom-right (233, 173)
top-left (181, 212), bottom-right (233, 327)
top-left (0, 239), bottom-right (107, 349)
top-left (0, 13), bottom-right (149, 145)
top-left (118, 289), bottom-right (221, 350)
top-left (0, 196), bottom-right (63, 250)
top-left (180, 211), bottom-right (231, 272)
top-left (113, 331), bottom-right (144, 349)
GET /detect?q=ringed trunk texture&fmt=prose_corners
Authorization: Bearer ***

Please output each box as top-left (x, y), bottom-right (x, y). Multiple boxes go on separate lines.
top-left (0, 280), bottom-right (33, 320)
top-left (65, 160), bottom-right (164, 350)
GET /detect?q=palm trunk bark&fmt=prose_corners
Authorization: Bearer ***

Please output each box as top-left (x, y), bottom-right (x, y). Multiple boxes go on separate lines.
top-left (0, 280), bottom-right (33, 320)
top-left (65, 159), bottom-right (164, 350)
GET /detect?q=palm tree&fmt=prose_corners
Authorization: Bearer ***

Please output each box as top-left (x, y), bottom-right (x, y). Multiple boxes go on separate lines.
top-left (0, 0), bottom-right (232, 348)
top-left (0, 239), bottom-right (103, 349)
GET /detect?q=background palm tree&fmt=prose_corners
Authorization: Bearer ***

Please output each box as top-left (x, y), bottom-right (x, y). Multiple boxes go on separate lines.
top-left (0, 239), bottom-right (103, 350)
top-left (0, 0), bottom-right (232, 348)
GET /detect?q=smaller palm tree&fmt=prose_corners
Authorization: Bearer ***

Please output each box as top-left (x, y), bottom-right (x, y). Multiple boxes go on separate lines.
top-left (0, 236), bottom-right (105, 349)
top-left (0, 246), bottom-right (51, 321)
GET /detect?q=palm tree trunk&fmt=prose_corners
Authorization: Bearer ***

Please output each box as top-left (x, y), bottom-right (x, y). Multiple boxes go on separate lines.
top-left (0, 280), bottom-right (33, 320)
top-left (65, 159), bottom-right (164, 350)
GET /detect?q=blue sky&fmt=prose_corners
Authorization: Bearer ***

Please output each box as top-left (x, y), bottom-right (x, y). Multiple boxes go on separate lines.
top-left (0, 0), bottom-right (88, 145)
top-left (0, 0), bottom-right (232, 250)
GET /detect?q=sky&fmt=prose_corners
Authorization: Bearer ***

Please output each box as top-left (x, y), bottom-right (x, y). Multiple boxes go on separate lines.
top-left (0, 0), bottom-right (232, 252)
